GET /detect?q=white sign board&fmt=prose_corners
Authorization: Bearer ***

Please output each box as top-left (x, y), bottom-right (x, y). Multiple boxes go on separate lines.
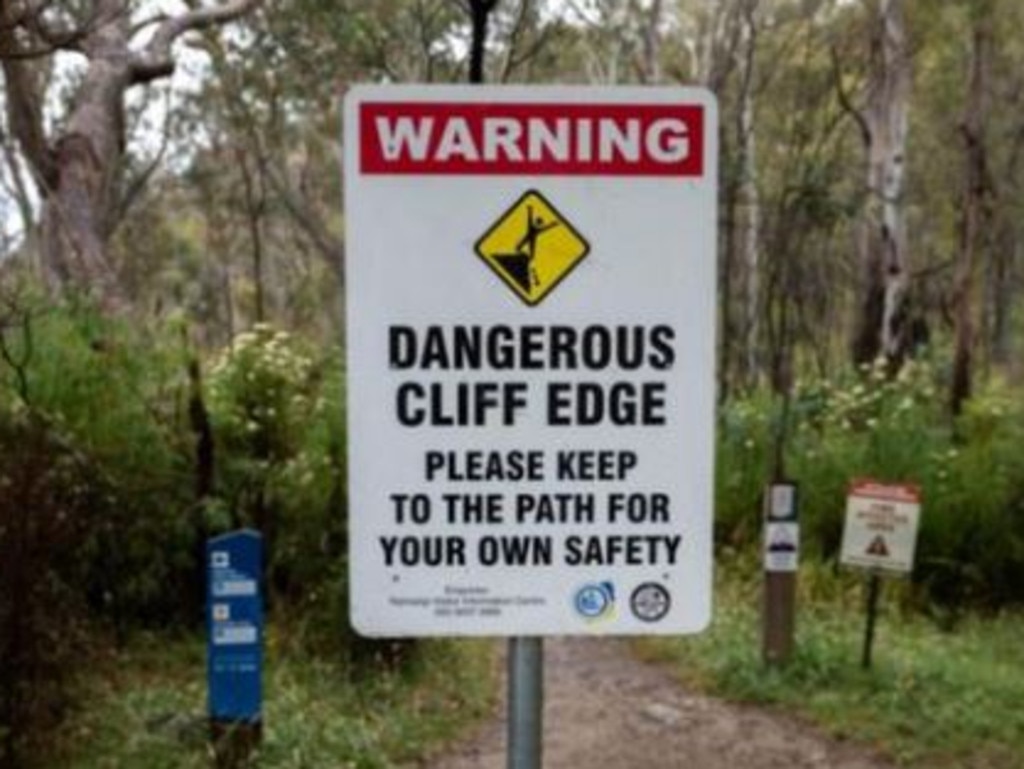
top-left (840, 480), bottom-right (921, 574)
top-left (344, 85), bottom-right (717, 636)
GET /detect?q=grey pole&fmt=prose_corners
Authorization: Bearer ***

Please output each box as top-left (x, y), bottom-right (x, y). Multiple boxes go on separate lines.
top-left (464, 10), bottom-right (545, 769)
top-left (507, 637), bottom-right (544, 769)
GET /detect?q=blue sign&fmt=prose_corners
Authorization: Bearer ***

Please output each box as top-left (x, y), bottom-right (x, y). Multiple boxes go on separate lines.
top-left (207, 530), bottom-right (263, 722)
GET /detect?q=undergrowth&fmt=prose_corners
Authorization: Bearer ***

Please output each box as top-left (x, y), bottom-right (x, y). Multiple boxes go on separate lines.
top-left (639, 553), bottom-right (1024, 769)
top-left (55, 629), bottom-right (496, 769)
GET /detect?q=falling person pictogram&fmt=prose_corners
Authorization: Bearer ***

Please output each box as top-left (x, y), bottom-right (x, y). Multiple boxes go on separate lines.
top-left (474, 189), bottom-right (590, 306)
top-left (494, 205), bottom-right (560, 296)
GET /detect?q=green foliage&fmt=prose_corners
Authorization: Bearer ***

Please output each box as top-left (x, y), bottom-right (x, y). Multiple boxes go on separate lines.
top-left (716, 357), bottom-right (1024, 612)
top-left (0, 302), bottom-right (197, 626)
top-left (56, 632), bottom-right (496, 769)
top-left (0, 405), bottom-right (99, 767)
top-left (0, 300), bottom-right (197, 764)
top-left (205, 324), bottom-right (346, 607)
top-left (641, 555), bottom-right (1024, 768)
top-left (0, 304), bottom-right (437, 764)
top-left (716, 390), bottom-right (775, 545)
top-left (208, 324), bottom-right (317, 465)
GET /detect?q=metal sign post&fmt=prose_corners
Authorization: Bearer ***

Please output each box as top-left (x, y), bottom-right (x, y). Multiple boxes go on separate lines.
top-left (840, 480), bottom-right (922, 669)
top-left (861, 572), bottom-right (882, 669)
top-left (459, 39), bottom-right (544, 769)
top-left (508, 637), bottom-right (544, 769)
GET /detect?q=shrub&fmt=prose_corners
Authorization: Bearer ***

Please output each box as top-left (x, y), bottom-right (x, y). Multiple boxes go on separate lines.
top-left (715, 357), bottom-right (1024, 613)
top-left (206, 325), bottom-right (336, 597)
top-left (0, 300), bottom-right (199, 763)
top-left (0, 406), bottom-right (98, 767)
top-left (205, 327), bottom-right (414, 666)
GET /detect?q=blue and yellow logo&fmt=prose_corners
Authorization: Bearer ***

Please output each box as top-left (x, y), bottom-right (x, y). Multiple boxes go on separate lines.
top-left (574, 581), bottom-right (616, 623)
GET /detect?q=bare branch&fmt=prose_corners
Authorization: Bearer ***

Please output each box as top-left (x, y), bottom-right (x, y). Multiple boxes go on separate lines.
top-left (638, 0), bottom-right (663, 84)
top-left (830, 43), bottom-right (871, 148)
top-left (504, 23), bottom-right (554, 82)
top-left (0, 304), bottom-right (34, 406)
top-left (130, 12), bottom-right (172, 39)
top-left (130, 0), bottom-right (259, 84)
top-left (499, 0), bottom-right (532, 83)
top-left (116, 93), bottom-right (172, 225)
top-left (263, 160), bottom-right (344, 282)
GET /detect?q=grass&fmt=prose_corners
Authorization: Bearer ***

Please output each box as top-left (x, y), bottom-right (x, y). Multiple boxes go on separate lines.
top-left (638, 552), bottom-right (1024, 769)
top-left (54, 627), bottom-right (497, 768)
top-left (46, 554), bottom-right (1024, 768)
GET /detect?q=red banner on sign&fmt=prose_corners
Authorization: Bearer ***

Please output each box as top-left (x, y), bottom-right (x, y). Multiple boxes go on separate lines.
top-left (359, 102), bottom-right (705, 177)
top-left (848, 479), bottom-right (921, 504)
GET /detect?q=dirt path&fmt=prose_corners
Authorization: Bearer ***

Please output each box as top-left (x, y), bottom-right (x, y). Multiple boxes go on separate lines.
top-left (415, 637), bottom-right (895, 769)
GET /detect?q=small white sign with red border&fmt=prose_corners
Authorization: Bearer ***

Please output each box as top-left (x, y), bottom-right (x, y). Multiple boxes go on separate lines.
top-left (840, 480), bottom-right (921, 574)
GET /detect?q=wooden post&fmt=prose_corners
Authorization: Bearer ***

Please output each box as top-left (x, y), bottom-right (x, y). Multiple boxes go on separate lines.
top-left (763, 572), bottom-right (796, 665)
top-left (211, 720), bottom-right (262, 768)
top-left (762, 482), bottom-right (799, 666)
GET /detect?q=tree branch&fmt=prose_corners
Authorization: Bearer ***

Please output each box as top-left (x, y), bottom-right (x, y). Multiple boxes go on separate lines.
top-left (130, 0), bottom-right (260, 84)
top-left (830, 43), bottom-right (871, 148)
top-left (499, 0), bottom-right (533, 83)
top-left (504, 23), bottom-right (554, 83)
top-left (0, 300), bottom-right (35, 406)
top-left (263, 160), bottom-right (344, 282)
top-left (131, 13), bottom-right (171, 38)
top-left (116, 94), bottom-right (172, 224)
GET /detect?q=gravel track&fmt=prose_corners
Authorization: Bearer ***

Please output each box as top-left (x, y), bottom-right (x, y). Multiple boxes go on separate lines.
top-left (414, 637), bottom-right (895, 769)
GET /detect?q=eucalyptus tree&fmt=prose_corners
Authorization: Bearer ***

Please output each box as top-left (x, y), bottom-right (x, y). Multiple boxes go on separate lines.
top-left (0, 0), bottom-right (258, 310)
top-left (834, 0), bottom-right (912, 367)
top-left (949, 0), bottom-right (992, 414)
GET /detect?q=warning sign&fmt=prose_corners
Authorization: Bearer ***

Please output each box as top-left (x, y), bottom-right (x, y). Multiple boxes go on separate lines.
top-left (344, 85), bottom-right (717, 637)
top-left (865, 535), bottom-right (889, 557)
top-left (840, 480), bottom-right (921, 574)
top-left (475, 190), bottom-right (590, 305)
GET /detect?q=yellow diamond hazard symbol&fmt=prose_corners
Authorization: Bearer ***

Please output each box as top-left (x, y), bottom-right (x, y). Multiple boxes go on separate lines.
top-left (474, 190), bottom-right (590, 306)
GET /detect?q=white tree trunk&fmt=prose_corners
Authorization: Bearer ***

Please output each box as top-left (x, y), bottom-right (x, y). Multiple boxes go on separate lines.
top-left (738, 1), bottom-right (760, 385)
top-left (853, 0), bottom-right (911, 366)
top-left (639, 0), bottom-right (664, 84)
top-left (1, 0), bottom-right (256, 310)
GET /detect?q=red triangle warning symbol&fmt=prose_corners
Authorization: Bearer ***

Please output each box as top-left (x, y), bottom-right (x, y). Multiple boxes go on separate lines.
top-left (866, 535), bottom-right (889, 557)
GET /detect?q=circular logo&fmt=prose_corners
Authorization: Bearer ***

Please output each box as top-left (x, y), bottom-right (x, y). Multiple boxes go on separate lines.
top-left (630, 582), bottom-right (671, 623)
top-left (574, 583), bottom-right (614, 620)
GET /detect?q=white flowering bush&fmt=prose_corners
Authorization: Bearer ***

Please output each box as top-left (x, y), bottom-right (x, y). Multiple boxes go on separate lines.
top-left (208, 324), bottom-right (316, 464)
top-left (207, 325), bottom-right (346, 614)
